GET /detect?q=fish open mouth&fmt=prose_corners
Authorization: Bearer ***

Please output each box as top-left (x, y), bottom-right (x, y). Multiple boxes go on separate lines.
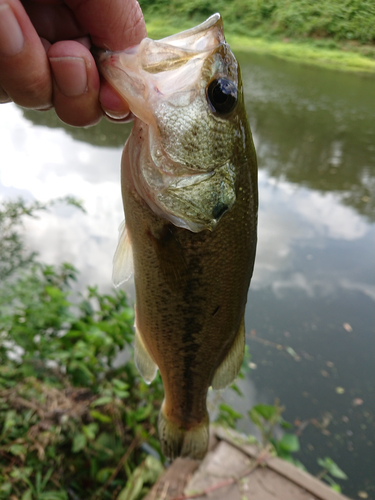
top-left (95, 14), bottom-right (227, 126)
top-left (97, 14), bottom-right (239, 233)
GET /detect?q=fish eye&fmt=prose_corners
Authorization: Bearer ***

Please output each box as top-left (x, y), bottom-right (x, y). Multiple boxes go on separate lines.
top-left (206, 78), bottom-right (238, 115)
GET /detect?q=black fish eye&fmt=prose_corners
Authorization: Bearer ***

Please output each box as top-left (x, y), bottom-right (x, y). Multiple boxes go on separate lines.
top-left (206, 78), bottom-right (238, 115)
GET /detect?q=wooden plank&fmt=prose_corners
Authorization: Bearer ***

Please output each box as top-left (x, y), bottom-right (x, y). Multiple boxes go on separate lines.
top-left (143, 430), bottom-right (219, 500)
top-left (184, 441), bottom-right (255, 500)
top-left (266, 458), bottom-right (349, 500)
top-left (241, 467), bottom-right (320, 500)
top-left (143, 457), bottom-right (200, 500)
top-left (185, 440), bottom-right (318, 500)
top-left (143, 426), bottom-right (350, 500)
top-left (213, 426), bottom-right (350, 500)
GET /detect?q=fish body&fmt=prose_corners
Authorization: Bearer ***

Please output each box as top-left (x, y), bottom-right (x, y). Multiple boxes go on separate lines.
top-left (97, 14), bottom-right (258, 460)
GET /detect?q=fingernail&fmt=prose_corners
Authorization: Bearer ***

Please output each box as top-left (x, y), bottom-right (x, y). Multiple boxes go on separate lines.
top-left (0, 4), bottom-right (24, 56)
top-left (104, 109), bottom-right (131, 120)
top-left (49, 56), bottom-right (88, 97)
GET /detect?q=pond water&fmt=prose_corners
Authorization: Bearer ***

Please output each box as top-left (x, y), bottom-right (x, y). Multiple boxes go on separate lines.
top-left (1, 51), bottom-right (374, 499)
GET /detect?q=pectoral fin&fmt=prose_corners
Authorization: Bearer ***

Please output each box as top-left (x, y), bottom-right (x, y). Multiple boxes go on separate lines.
top-left (134, 325), bottom-right (158, 384)
top-left (211, 317), bottom-right (245, 390)
top-left (112, 220), bottom-right (133, 287)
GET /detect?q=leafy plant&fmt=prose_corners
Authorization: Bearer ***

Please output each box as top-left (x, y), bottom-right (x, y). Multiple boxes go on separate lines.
top-left (0, 199), bottom-right (349, 498)
top-left (140, 0), bottom-right (375, 44)
top-left (247, 400), bottom-right (348, 490)
top-left (248, 400), bottom-right (305, 469)
top-left (216, 403), bottom-right (243, 429)
top-left (0, 197), bottom-right (84, 282)
top-left (317, 457), bottom-right (348, 493)
top-left (0, 199), bottom-right (164, 500)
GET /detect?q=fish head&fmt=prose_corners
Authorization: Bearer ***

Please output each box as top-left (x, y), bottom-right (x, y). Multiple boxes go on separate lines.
top-left (97, 14), bottom-right (250, 232)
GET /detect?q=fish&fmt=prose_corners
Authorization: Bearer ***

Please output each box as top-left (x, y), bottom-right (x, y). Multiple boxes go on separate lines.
top-left (96, 13), bottom-right (258, 460)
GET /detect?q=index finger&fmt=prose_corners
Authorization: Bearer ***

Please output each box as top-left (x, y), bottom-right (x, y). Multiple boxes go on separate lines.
top-left (65, 0), bottom-right (147, 117)
top-left (65, 0), bottom-right (147, 50)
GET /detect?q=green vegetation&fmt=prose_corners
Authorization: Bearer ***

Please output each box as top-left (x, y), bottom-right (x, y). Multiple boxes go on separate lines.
top-left (317, 457), bottom-right (348, 492)
top-left (0, 199), bottom-right (347, 498)
top-left (140, 0), bottom-right (375, 72)
top-left (0, 199), bottom-right (164, 499)
top-left (217, 397), bottom-right (347, 492)
top-left (249, 400), bottom-right (301, 460)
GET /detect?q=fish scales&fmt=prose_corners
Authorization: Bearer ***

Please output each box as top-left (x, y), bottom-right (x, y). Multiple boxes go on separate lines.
top-left (96, 13), bottom-right (258, 460)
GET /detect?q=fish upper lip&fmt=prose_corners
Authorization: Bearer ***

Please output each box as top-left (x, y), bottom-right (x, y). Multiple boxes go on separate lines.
top-left (157, 13), bottom-right (224, 51)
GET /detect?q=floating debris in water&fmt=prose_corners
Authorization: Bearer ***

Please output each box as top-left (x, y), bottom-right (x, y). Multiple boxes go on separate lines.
top-left (358, 492), bottom-right (368, 499)
top-left (352, 398), bottom-right (364, 407)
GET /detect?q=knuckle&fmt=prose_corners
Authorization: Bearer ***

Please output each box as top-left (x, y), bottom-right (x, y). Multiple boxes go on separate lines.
top-left (1, 66), bottom-right (52, 109)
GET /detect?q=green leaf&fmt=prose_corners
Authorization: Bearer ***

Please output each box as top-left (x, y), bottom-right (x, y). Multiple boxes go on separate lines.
top-left (40, 468), bottom-right (53, 491)
top-left (21, 489), bottom-right (32, 500)
top-left (113, 379), bottom-right (130, 399)
top-left (117, 456), bottom-right (163, 500)
top-left (278, 433), bottom-right (300, 453)
top-left (229, 382), bottom-right (244, 397)
top-left (134, 404), bottom-right (153, 422)
top-left (45, 285), bottom-right (65, 299)
top-left (0, 483), bottom-right (12, 495)
top-left (248, 408), bottom-right (262, 427)
top-left (83, 423), bottom-right (99, 440)
top-left (219, 403), bottom-right (243, 420)
top-left (280, 419), bottom-right (293, 429)
top-left (68, 360), bottom-right (95, 386)
top-left (36, 470), bottom-right (42, 493)
top-left (90, 396), bottom-right (113, 407)
top-left (3, 409), bottom-right (17, 431)
top-left (90, 410), bottom-right (112, 423)
top-left (72, 433), bottom-right (87, 453)
top-left (330, 483), bottom-right (342, 493)
top-left (9, 443), bottom-right (27, 457)
top-left (317, 458), bottom-right (347, 480)
top-left (252, 404), bottom-right (277, 421)
top-left (96, 467), bottom-right (115, 484)
top-left (113, 379), bottom-right (129, 390)
top-left (114, 389), bottom-right (130, 399)
top-left (39, 491), bottom-right (68, 500)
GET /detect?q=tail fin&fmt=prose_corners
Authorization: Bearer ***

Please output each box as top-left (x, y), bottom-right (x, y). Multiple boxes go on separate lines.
top-left (158, 403), bottom-right (209, 460)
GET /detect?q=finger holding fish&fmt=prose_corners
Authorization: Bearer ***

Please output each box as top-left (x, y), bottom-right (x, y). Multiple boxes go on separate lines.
top-left (0, 0), bottom-right (144, 124)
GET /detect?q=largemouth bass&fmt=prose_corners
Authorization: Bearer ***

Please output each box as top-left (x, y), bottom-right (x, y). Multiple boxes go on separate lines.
top-left (97, 13), bottom-right (258, 460)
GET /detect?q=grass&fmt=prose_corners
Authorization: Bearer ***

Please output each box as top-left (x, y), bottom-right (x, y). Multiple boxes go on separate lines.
top-left (227, 34), bottom-right (375, 73)
top-left (145, 16), bottom-right (375, 74)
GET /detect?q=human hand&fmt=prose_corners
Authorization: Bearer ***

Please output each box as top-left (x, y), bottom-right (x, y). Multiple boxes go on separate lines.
top-left (0, 0), bottom-right (146, 126)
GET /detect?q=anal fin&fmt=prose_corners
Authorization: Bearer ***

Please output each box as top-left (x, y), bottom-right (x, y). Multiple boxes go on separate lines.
top-left (134, 325), bottom-right (158, 384)
top-left (211, 316), bottom-right (245, 390)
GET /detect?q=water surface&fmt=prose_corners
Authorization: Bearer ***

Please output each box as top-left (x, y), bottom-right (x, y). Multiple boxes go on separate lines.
top-left (1, 52), bottom-right (374, 498)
